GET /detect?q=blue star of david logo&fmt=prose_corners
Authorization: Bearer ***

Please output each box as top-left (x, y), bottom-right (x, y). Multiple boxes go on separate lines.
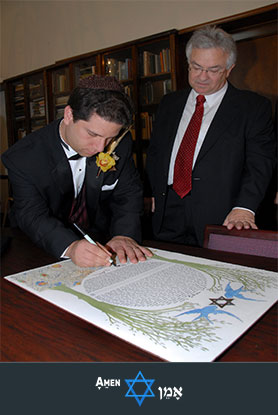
top-left (125, 371), bottom-right (155, 406)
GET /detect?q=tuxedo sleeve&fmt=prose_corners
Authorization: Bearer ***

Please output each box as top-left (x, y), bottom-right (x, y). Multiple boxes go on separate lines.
top-left (234, 94), bottom-right (276, 212)
top-left (2, 151), bottom-right (79, 259)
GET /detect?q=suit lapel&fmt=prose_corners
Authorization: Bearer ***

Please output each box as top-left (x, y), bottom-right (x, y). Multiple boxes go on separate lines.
top-left (163, 90), bottom-right (190, 171)
top-left (85, 155), bottom-right (104, 212)
top-left (194, 84), bottom-right (238, 166)
top-left (52, 158), bottom-right (73, 196)
top-left (48, 121), bottom-right (104, 215)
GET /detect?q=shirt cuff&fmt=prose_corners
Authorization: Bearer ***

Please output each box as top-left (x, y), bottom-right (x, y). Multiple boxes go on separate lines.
top-left (61, 247), bottom-right (70, 258)
top-left (233, 207), bottom-right (255, 215)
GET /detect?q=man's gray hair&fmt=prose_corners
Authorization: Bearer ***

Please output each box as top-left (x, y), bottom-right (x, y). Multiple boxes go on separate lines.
top-left (186, 25), bottom-right (237, 69)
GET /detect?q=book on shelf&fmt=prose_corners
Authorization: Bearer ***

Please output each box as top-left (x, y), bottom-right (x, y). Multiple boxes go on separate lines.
top-left (118, 58), bottom-right (132, 80)
top-left (78, 65), bottom-right (97, 80)
top-left (30, 98), bottom-right (45, 118)
top-left (141, 79), bottom-right (172, 105)
top-left (140, 112), bottom-right (155, 139)
top-left (124, 85), bottom-right (133, 99)
top-left (15, 102), bottom-right (25, 118)
top-left (142, 48), bottom-right (171, 76)
top-left (130, 125), bottom-right (136, 141)
top-left (55, 95), bottom-right (69, 106)
top-left (29, 81), bottom-right (43, 99)
top-left (14, 95), bottom-right (24, 102)
top-left (160, 48), bottom-right (171, 73)
top-left (54, 74), bottom-right (68, 93)
top-left (106, 57), bottom-right (132, 80)
top-left (15, 101), bottom-right (25, 118)
top-left (15, 83), bottom-right (24, 92)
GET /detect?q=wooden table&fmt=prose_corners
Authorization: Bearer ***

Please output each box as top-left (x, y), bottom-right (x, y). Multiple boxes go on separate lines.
top-left (1, 228), bottom-right (277, 362)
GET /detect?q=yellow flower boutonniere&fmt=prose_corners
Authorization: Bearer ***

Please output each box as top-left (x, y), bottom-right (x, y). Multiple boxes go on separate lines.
top-left (96, 126), bottom-right (131, 176)
top-left (96, 152), bottom-right (116, 172)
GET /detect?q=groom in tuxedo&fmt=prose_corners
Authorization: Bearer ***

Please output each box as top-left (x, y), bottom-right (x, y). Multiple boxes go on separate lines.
top-left (146, 25), bottom-right (275, 246)
top-left (2, 75), bottom-right (152, 267)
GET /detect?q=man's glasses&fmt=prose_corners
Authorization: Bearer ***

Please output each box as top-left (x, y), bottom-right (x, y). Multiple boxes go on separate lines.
top-left (189, 62), bottom-right (226, 77)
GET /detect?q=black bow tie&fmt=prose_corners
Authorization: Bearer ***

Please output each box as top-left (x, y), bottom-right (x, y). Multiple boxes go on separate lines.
top-left (68, 153), bottom-right (83, 160)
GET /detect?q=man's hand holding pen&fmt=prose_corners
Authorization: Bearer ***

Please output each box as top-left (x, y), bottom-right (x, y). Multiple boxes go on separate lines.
top-left (65, 239), bottom-right (114, 268)
top-left (66, 223), bottom-right (153, 268)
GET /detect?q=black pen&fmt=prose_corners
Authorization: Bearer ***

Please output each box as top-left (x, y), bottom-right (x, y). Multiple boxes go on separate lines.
top-left (73, 223), bottom-right (116, 266)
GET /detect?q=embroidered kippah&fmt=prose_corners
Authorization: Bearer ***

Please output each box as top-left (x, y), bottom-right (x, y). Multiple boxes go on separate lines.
top-left (78, 75), bottom-right (124, 92)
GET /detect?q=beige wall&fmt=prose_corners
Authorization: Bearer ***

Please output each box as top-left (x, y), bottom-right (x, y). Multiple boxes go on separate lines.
top-left (0, 0), bottom-right (275, 81)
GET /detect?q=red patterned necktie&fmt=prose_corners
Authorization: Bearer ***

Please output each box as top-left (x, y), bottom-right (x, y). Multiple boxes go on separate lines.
top-left (173, 94), bottom-right (205, 198)
top-left (69, 184), bottom-right (89, 229)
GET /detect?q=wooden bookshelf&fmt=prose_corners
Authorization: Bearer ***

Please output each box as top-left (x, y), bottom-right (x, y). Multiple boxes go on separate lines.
top-left (101, 45), bottom-right (137, 159)
top-left (135, 31), bottom-right (178, 175)
top-left (46, 64), bottom-right (72, 121)
top-left (27, 72), bottom-right (48, 133)
top-left (4, 69), bottom-right (47, 146)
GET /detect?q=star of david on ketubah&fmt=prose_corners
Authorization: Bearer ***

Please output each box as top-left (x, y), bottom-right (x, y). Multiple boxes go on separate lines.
top-left (209, 295), bottom-right (235, 308)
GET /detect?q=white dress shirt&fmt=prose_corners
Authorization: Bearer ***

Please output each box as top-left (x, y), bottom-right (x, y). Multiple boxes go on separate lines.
top-left (59, 121), bottom-right (86, 198)
top-left (168, 83), bottom-right (228, 185)
top-left (167, 84), bottom-right (253, 215)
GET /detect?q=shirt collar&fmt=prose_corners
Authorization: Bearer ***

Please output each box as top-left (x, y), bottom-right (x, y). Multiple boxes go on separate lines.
top-left (191, 82), bottom-right (228, 106)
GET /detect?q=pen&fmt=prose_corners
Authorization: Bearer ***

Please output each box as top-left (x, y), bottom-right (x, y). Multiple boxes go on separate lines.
top-left (73, 223), bottom-right (115, 266)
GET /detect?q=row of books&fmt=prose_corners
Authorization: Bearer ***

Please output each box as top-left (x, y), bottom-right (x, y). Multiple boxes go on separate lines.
top-left (55, 95), bottom-right (69, 106)
top-left (30, 98), bottom-right (45, 118)
top-left (141, 79), bottom-right (172, 105)
top-left (29, 81), bottom-right (44, 99)
top-left (55, 94), bottom-right (70, 119)
top-left (124, 84), bottom-right (133, 99)
top-left (106, 58), bottom-right (132, 80)
top-left (14, 83), bottom-right (24, 92)
top-left (53, 73), bottom-right (69, 93)
top-left (14, 100), bottom-right (25, 119)
top-left (142, 48), bottom-right (171, 76)
top-left (14, 83), bottom-right (24, 100)
top-left (77, 65), bottom-right (97, 82)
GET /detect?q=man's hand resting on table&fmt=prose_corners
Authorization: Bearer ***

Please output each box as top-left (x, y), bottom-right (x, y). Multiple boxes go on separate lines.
top-left (223, 208), bottom-right (258, 230)
top-left (106, 236), bottom-right (153, 264)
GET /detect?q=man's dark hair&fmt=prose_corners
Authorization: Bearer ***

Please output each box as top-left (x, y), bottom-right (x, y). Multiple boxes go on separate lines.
top-left (68, 87), bottom-right (133, 127)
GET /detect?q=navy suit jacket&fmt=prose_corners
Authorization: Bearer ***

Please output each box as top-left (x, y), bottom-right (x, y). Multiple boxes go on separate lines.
top-left (146, 83), bottom-right (276, 245)
top-left (2, 119), bottom-right (143, 258)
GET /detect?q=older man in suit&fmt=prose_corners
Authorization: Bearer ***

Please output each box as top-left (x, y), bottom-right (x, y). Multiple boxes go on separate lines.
top-left (146, 25), bottom-right (275, 246)
top-left (2, 75), bottom-right (152, 267)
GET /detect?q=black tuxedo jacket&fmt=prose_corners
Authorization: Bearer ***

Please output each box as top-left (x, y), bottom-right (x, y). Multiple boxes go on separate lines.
top-left (2, 119), bottom-right (143, 258)
top-left (146, 83), bottom-right (276, 245)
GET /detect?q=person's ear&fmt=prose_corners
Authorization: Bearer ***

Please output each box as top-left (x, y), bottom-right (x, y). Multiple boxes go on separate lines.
top-left (63, 105), bottom-right (73, 125)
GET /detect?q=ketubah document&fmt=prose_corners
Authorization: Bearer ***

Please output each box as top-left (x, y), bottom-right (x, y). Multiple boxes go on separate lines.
top-left (4, 248), bottom-right (278, 361)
